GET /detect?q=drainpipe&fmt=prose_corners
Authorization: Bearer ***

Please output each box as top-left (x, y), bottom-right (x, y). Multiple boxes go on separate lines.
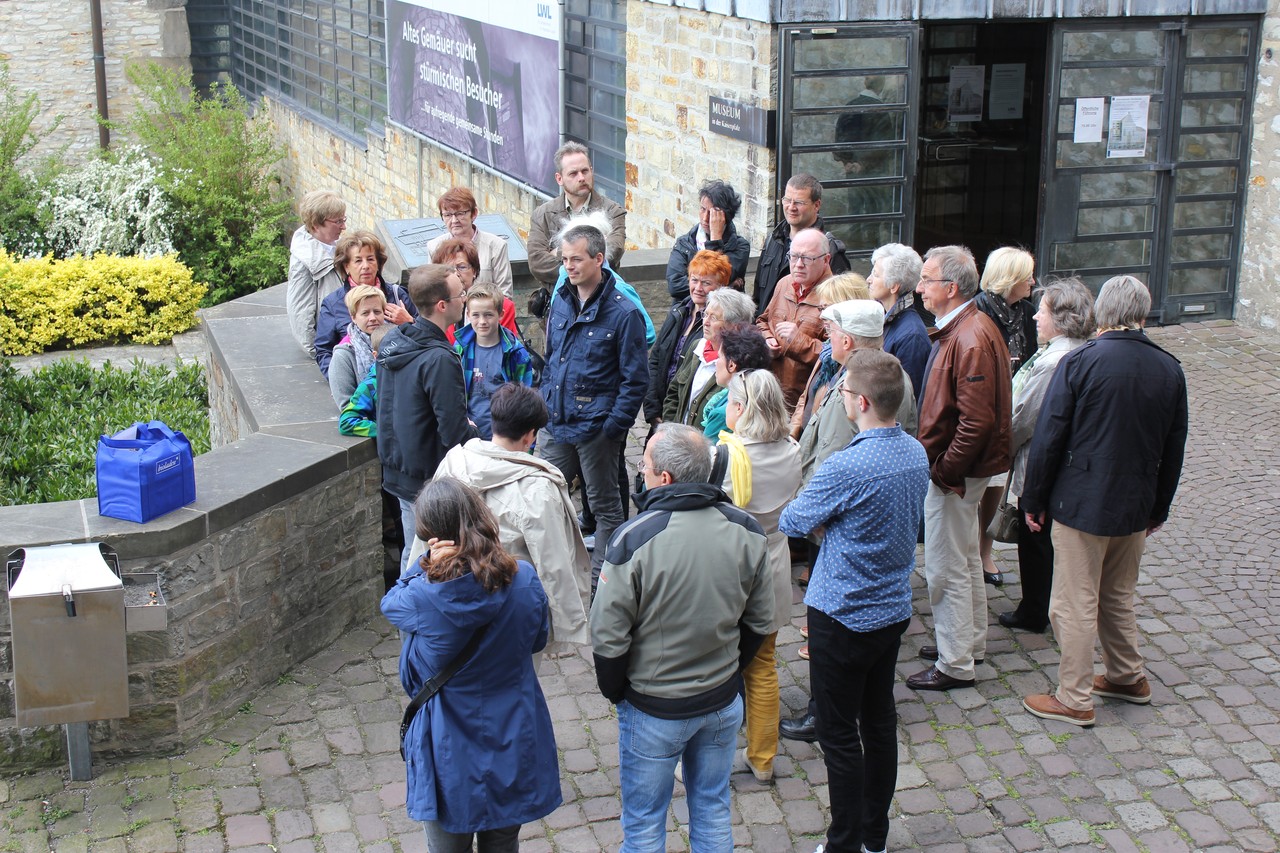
top-left (89, 0), bottom-right (110, 150)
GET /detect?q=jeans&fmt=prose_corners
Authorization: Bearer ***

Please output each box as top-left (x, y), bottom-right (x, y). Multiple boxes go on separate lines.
top-left (538, 429), bottom-right (625, 594)
top-left (923, 478), bottom-right (991, 679)
top-left (617, 696), bottom-right (742, 853)
top-left (422, 821), bottom-right (519, 853)
top-left (809, 608), bottom-right (907, 853)
top-left (399, 497), bottom-right (418, 576)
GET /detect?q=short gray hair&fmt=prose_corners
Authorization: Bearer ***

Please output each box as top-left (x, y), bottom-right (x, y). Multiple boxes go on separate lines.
top-left (924, 245), bottom-right (979, 299)
top-left (554, 141), bottom-right (590, 173)
top-left (871, 243), bottom-right (923, 295)
top-left (706, 288), bottom-right (756, 325)
top-left (1038, 277), bottom-right (1096, 340)
top-left (650, 424), bottom-right (712, 484)
top-left (1094, 275), bottom-right (1151, 330)
top-left (727, 369), bottom-right (788, 443)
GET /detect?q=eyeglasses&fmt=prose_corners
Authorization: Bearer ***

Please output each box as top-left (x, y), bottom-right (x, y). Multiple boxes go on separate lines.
top-left (440, 210), bottom-right (473, 220)
top-left (839, 386), bottom-right (861, 399)
top-left (447, 290), bottom-right (469, 302)
top-left (325, 216), bottom-right (347, 225)
top-left (786, 252), bottom-right (828, 266)
top-left (451, 264), bottom-right (473, 275)
top-left (919, 277), bottom-right (954, 287)
top-left (781, 197), bottom-right (811, 208)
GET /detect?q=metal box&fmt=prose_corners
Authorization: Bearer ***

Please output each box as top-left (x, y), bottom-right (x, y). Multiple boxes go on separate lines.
top-left (6, 543), bottom-right (130, 727)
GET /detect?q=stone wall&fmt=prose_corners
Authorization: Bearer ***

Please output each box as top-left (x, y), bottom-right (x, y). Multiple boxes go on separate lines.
top-left (624, 4), bottom-right (778, 257)
top-left (1, 0), bottom-right (191, 161)
top-left (1238, 2), bottom-right (1280, 331)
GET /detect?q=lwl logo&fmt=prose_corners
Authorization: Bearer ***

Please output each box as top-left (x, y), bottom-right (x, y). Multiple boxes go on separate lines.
top-left (537, 3), bottom-right (552, 18)
top-left (156, 455), bottom-right (180, 475)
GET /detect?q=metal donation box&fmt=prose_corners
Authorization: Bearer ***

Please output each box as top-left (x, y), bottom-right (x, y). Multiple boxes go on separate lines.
top-left (7, 543), bottom-right (130, 727)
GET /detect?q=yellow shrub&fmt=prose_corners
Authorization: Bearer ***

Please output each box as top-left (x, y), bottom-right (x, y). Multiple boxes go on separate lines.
top-left (0, 250), bottom-right (207, 355)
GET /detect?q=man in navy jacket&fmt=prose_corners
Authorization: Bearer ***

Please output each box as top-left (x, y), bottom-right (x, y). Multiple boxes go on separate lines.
top-left (540, 222), bottom-right (649, 595)
top-left (1020, 275), bottom-right (1188, 727)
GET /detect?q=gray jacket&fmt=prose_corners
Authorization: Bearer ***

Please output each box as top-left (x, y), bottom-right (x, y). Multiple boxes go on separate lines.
top-left (286, 226), bottom-right (342, 358)
top-left (527, 191), bottom-right (626, 285)
top-left (798, 364), bottom-right (917, 485)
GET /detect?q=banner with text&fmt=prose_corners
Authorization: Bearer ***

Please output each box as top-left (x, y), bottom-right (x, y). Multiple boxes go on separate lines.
top-left (387, 0), bottom-right (560, 195)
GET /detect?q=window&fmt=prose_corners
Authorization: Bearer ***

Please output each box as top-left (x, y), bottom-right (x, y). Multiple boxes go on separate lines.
top-left (563, 0), bottom-right (627, 203)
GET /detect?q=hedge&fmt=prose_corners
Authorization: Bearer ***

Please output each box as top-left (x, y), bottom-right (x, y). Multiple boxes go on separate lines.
top-left (0, 250), bottom-right (207, 356)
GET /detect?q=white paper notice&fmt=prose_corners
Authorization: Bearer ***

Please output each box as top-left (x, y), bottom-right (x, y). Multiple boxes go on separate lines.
top-left (1073, 98), bottom-right (1104, 143)
top-left (947, 66), bottom-right (986, 123)
top-left (1107, 95), bottom-right (1150, 158)
top-left (988, 64), bottom-right (1025, 120)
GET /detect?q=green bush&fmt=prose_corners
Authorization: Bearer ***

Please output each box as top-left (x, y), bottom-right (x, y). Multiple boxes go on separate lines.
top-left (121, 62), bottom-right (291, 306)
top-left (0, 60), bottom-right (61, 256)
top-left (0, 250), bottom-right (206, 356)
top-left (0, 358), bottom-right (210, 506)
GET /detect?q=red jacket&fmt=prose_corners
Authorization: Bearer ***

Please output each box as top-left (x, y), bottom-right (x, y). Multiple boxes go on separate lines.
top-left (916, 302), bottom-right (1012, 496)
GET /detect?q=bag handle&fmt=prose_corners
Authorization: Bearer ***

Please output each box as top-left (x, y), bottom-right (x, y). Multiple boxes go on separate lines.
top-left (399, 624), bottom-right (489, 760)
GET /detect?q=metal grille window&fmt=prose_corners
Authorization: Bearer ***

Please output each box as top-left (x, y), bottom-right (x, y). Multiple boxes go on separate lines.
top-left (187, 0), bottom-right (233, 91)
top-left (223, 0), bottom-right (389, 142)
top-left (563, 0), bottom-right (627, 204)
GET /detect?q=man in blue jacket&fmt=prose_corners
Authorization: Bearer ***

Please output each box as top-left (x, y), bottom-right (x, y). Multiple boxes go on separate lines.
top-left (1021, 275), bottom-right (1188, 727)
top-left (540, 222), bottom-right (649, 596)
top-left (376, 263), bottom-right (477, 575)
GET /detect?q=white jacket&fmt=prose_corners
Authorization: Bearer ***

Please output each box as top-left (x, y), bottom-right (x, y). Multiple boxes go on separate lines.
top-left (287, 226), bottom-right (342, 358)
top-left (411, 439), bottom-right (591, 651)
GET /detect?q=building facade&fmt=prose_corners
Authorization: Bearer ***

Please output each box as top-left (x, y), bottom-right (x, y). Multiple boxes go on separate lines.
top-left (5, 0), bottom-right (1279, 327)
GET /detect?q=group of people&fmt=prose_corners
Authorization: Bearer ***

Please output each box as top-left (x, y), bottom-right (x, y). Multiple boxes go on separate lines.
top-left (282, 148), bottom-right (1188, 853)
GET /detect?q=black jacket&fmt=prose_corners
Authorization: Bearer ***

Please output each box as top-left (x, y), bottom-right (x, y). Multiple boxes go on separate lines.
top-left (644, 298), bottom-right (702, 422)
top-left (665, 222), bottom-right (751, 301)
top-left (1021, 331), bottom-right (1188, 536)
top-left (375, 318), bottom-right (478, 501)
top-left (752, 216), bottom-right (851, 313)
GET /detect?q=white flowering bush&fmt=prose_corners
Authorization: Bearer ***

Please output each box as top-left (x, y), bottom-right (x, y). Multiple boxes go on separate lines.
top-left (40, 146), bottom-right (176, 258)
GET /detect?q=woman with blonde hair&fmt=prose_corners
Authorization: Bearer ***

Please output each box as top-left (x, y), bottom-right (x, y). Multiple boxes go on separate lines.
top-left (315, 229), bottom-right (415, 376)
top-left (717, 368), bottom-right (801, 783)
top-left (975, 246), bottom-right (1038, 586)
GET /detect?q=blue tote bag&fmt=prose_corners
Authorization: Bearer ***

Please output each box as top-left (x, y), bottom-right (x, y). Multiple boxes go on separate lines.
top-left (96, 421), bottom-right (197, 523)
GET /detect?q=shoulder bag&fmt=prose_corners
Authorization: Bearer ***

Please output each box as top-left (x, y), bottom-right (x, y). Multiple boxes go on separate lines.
top-left (399, 624), bottom-right (489, 759)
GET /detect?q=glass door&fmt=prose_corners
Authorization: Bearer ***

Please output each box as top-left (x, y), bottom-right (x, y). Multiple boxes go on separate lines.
top-left (1038, 18), bottom-right (1258, 323)
top-left (778, 23), bottom-right (920, 267)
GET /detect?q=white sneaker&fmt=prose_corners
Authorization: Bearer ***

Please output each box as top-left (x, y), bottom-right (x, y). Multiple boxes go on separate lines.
top-left (673, 759), bottom-right (682, 784)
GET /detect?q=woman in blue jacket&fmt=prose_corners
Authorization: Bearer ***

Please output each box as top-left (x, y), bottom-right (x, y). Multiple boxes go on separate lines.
top-left (382, 478), bottom-right (561, 852)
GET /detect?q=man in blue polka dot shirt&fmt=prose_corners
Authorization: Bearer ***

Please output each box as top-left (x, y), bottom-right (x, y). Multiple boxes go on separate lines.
top-left (779, 348), bottom-right (930, 853)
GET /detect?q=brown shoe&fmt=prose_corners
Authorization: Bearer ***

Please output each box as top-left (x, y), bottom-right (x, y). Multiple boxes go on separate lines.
top-left (906, 666), bottom-right (974, 691)
top-left (1023, 693), bottom-right (1095, 727)
top-left (1093, 675), bottom-right (1152, 705)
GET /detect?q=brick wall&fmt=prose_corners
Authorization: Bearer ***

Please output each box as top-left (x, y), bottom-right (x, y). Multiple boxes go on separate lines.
top-left (623, 3), bottom-right (778, 257)
top-left (1237, 2), bottom-right (1280, 330)
top-left (1, 0), bottom-right (190, 161)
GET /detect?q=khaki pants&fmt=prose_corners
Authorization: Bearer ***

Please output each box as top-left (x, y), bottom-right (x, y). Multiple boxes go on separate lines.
top-left (923, 478), bottom-right (990, 679)
top-left (741, 632), bottom-right (779, 773)
top-left (1049, 523), bottom-right (1147, 711)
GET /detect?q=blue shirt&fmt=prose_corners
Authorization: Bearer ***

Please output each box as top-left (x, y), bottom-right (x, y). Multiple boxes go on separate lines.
top-left (779, 426), bottom-right (929, 633)
top-left (467, 342), bottom-right (504, 439)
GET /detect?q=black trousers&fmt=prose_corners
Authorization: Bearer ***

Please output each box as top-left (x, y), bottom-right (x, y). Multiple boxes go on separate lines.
top-left (1012, 497), bottom-right (1053, 629)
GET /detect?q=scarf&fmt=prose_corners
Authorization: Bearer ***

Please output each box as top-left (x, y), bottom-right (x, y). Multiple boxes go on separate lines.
top-left (813, 340), bottom-right (840, 391)
top-left (983, 291), bottom-right (1029, 370)
top-left (702, 337), bottom-right (719, 363)
top-left (717, 430), bottom-right (753, 507)
top-left (884, 292), bottom-right (914, 325)
top-left (345, 322), bottom-right (376, 379)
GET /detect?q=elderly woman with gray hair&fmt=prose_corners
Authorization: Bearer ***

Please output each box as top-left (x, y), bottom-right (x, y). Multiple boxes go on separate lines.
top-left (999, 277), bottom-right (1096, 633)
top-left (662, 287), bottom-right (757, 426)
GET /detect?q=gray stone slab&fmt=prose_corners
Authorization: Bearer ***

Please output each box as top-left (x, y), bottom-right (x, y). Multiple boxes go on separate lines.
top-left (207, 316), bottom-right (313, 372)
top-left (83, 505), bottom-right (208, 561)
top-left (226, 366), bottom-right (339, 433)
top-left (257, 423), bottom-right (378, 468)
top-left (0, 500), bottom-right (89, 554)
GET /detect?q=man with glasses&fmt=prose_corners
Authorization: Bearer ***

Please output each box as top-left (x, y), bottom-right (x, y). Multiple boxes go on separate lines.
top-left (753, 173), bottom-right (850, 313)
top-left (909, 245), bottom-right (1012, 691)
top-left (779, 349), bottom-right (929, 853)
top-left (375, 263), bottom-right (478, 575)
top-left (755, 228), bottom-right (835, 412)
top-left (540, 223), bottom-right (648, 597)
top-left (528, 141), bottom-right (627, 287)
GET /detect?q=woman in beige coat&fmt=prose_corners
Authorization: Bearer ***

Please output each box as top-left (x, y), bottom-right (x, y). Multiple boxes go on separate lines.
top-left (717, 369), bottom-right (802, 782)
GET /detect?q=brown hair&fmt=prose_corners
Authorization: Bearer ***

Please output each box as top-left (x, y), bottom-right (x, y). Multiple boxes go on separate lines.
top-left (406, 264), bottom-right (454, 315)
top-left (465, 282), bottom-right (504, 312)
top-left (687, 250), bottom-right (732, 286)
top-left (430, 238), bottom-right (481, 275)
top-left (299, 190), bottom-right (346, 231)
top-left (844, 348), bottom-right (905, 420)
top-left (414, 477), bottom-right (517, 592)
top-left (437, 186), bottom-right (478, 215)
top-left (334, 230), bottom-right (387, 282)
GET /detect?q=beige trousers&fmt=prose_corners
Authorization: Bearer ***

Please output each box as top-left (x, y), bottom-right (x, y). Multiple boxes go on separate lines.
top-left (1049, 523), bottom-right (1148, 711)
top-left (923, 478), bottom-right (991, 679)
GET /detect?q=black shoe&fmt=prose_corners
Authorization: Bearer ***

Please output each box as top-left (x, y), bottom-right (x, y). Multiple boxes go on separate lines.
top-left (577, 512), bottom-right (596, 535)
top-left (906, 666), bottom-right (975, 691)
top-left (983, 571), bottom-right (1005, 587)
top-left (998, 611), bottom-right (1047, 632)
top-left (779, 714), bottom-right (818, 743)
top-left (919, 645), bottom-right (983, 665)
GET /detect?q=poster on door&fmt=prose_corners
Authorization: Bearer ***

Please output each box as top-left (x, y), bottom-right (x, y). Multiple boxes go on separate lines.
top-left (386, 0), bottom-right (561, 194)
top-left (1107, 95), bottom-right (1150, 159)
top-left (947, 66), bottom-right (985, 123)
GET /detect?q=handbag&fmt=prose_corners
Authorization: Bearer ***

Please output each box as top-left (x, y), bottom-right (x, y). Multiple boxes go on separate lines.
top-left (986, 479), bottom-right (1020, 544)
top-left (96, 421), bottom-right (196, 523)
top-left (399, 624), bottom-right (489, 760)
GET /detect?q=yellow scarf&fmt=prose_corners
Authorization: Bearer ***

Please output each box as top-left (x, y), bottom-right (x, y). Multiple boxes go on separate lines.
top-left (717, 430), bottom-right (753, 507)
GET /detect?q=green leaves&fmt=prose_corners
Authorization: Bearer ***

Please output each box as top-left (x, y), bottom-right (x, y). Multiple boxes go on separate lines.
top-left (0, 358), bottom-right (210, 506)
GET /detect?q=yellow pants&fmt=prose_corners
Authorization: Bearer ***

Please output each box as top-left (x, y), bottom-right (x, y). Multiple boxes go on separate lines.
top-left (741, 631), bottom-right (779, 772)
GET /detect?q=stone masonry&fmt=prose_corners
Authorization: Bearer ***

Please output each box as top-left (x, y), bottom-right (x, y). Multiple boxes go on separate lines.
top-left (1237, 0), bottom-right (1280, 330)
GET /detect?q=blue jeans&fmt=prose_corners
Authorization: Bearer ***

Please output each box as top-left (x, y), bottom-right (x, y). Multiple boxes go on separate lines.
top-left (617, 696), bottom-right (742, 853)
top-left (398, 497), bottom-right (417, 576)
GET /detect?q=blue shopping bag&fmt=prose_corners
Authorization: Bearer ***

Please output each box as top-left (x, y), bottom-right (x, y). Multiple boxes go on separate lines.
top-left (95, 421), bottom-right (196, 523)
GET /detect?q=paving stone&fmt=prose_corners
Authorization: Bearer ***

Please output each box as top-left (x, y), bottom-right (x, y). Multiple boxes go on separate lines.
top-left (224, 814), bottom-right (271, 848)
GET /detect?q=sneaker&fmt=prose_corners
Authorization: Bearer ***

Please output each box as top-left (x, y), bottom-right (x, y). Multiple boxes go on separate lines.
top-left (732, 746), bottom-right (774, 783)
top-left (1023, 693), bottom-right (1095, 727)
top-left (582, 534), bottom-right (595, 551)
top-left (798, 644), bottom-right (810, 660)
top-left (799, 622), bottom-right (809, 639)
top-left (674, 759), bottom-right (682, 784)
top-left (1092, 675), bottom-right (1152, 705)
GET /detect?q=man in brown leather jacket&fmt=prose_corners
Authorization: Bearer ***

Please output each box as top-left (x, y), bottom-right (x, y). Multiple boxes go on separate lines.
top-left (908, 245), bottom-right (1012, 691)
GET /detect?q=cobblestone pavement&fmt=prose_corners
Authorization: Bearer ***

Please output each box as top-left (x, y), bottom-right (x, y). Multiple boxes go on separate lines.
top-left (2, 320), bottom-right (1278, 852)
